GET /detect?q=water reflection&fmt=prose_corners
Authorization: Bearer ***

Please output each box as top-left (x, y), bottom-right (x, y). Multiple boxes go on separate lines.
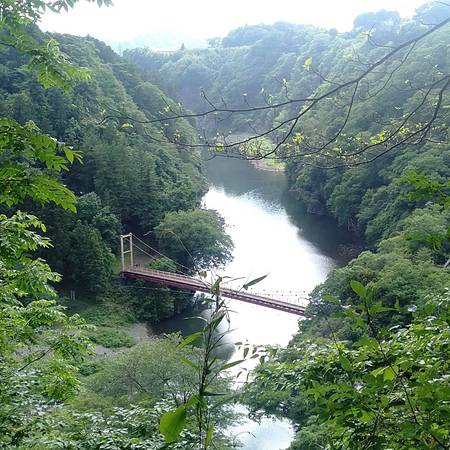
top-left (205, 155), bottom-right (287, 202)
top-left (206, 155), bottom-right (353, 264)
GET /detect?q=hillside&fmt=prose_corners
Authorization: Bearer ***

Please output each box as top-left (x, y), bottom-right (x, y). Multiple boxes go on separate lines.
top-left (125, 4), bottom-right (449, 242)
top-left (0, 28), bottom-right (210, 303)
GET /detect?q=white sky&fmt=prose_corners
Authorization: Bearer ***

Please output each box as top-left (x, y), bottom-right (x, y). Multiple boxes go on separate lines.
top-left (41, 0), bottom-right (429, 43)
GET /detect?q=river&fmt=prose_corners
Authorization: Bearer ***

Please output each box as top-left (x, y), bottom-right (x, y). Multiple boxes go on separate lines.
top-left (153, 156), bottom-right (352, 449)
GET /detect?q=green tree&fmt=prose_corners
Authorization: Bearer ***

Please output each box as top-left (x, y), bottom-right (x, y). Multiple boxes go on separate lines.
top-left (154, 209), bottom-right (233, 272)
top-left (84, 336), bottom-right (200, 407)
top-left (76, 192), bottom-right (121, 248)
top-left (0, 123), bottom-right (92, 447)
top-left (65, 221), bottom-right (114, 296)
top-left (0, 2), bottom-right (114, 446)
top-left (149, 255), bottom-right (178, 272)
top-left (26, 405), bottom-right (174, 449)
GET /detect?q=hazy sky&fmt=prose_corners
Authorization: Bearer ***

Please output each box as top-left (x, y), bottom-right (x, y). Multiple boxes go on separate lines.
top-left (41, 0), bottom-right (429, 43)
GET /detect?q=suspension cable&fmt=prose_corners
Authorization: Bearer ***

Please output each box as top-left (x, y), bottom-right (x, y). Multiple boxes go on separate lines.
top-left (132, 234), bottom-right (193, 275)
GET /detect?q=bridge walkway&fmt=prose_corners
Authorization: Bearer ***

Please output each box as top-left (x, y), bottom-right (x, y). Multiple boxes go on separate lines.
top-left (121, 265), bottom-right (307, 316)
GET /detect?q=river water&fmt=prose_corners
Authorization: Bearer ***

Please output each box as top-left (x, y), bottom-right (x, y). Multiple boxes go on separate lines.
top-left (154, 156), bottom-right (351, 449)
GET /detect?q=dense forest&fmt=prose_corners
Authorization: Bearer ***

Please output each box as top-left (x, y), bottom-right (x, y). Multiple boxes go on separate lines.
top-left (1, 0), bottom-right (449, 449)
top-left (1, 2), bottom-right (234, 448)
top-left (0, 20), bottom-right (237, 318)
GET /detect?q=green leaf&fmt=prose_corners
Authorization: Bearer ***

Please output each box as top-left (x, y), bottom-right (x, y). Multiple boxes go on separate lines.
top-left (360, 410), bottom-right (375, 423)
top-left (178, 331), bottom-right (203, 348)
top-left (243, 274), bottom-right (268, 290)
top-left (369, 302), bottom-right (393, 316)
top-left (211, 276), bottom-right (223, 295)
top-left (220, 359), bottom-right (245, 371)
top-left (63, 147), bottom-right (74, 163)
top-left (180, 356), bottom-right (199, 370)
top-left (185, 395), bottom-right (200, 408)
top-left (383, 366), bottom-right (398, 381)
top-left (209, 311), bottom-right (226, 331)
top-left (339, 355), bottom-right (352, 371)
top-left (350, 280), bottom-right (367, 299)
top-left (203, 391), bottom-right (227, 396)
top-left (160, 405), bottom-right (187, 443)
top-left (357, 336), bottom-right (379, 351)
top-left (206, 424), bottom-right (214, 447)
top-left (371, 367), bottom-right (385, 378)
top-left (322, 294), bottom-right (339, 304)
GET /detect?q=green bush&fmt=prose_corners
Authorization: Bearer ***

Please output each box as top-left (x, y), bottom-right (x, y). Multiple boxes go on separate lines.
top-left (78, 359), bottom-right (104, 377)
top-left (88, 327), bottom-right (136, 348)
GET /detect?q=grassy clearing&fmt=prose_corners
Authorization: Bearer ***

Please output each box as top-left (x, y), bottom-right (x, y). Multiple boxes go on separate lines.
top-left (61, 295), bottom-right (139, 349)
top-left (88, 326), bottom-right (136, 348)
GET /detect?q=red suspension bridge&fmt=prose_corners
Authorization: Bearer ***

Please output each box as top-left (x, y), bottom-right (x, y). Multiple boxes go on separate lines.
top-left (120, 233), bottom-right (308, 316)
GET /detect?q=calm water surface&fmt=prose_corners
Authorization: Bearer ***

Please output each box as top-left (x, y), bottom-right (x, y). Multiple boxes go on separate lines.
top-left (154, 156), bottom-right (351, 449)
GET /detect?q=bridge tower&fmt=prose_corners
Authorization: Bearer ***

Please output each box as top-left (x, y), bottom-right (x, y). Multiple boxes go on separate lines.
top-left (120, 233), bottom-right (134, 271)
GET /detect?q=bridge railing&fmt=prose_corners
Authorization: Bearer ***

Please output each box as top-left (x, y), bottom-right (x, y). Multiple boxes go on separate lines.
top-left (122, 265), bottom-right (308, 309)
top-left (123, 265), bottom-right (207, 284)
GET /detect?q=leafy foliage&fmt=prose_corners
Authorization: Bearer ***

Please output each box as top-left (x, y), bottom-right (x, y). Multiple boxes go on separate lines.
top-left (83, 336), bottom-right (201, 406)
top-left (2, 1), bottom-right (449, 448)
top-left (155, 209), bottom-right (233, 272)
top-left (0, 3), bottom-right (217, 447)
top-left (87, 326), bottom-right (136, 348)
top-left (0, 118), bottom-right (78, 210)
top-left (246, 289), bottom-right (450, 449)
top-left (22, 404), bottom-right (198, 449)
top-left (0, 80), bottom-right (92, 449)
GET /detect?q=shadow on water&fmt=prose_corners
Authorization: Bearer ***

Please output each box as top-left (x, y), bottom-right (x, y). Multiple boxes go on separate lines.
top-left (205, 155), bottom-right (286, 199)
top-left (281, 192), bottom-right (356, 264)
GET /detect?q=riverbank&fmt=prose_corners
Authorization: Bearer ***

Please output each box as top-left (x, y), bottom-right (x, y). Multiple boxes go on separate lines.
top-left (93, 322), bottom-right (152, 356)
top-left (250, 158), bottom-right (285, 172)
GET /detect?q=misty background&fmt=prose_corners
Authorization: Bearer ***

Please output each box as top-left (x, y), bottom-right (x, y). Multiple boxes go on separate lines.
top-left (41, 0), bottom-right (429, 52)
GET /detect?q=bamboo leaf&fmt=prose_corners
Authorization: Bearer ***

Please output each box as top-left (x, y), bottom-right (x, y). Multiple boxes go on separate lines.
top-left (178, 331), bottom-right (203, 348)
top-left (243, 274), bottom-right (268, 290)
top-left (220, 359), bottom-right (244, 371)
top-left (160, 405), bottom-right (186, 443)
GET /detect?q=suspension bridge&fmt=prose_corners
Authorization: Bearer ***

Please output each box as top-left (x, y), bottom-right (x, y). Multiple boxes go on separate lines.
top-left (120, 233), bottom-right (308, 316)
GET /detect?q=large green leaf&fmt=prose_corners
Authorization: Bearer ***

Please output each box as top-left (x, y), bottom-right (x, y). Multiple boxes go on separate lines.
top-left (159, 405), bottom-right (187, 443)
top-left (243, 274), bottom-right (268, 290)
top-left (178, 331), bottom-right (203, 348)
top-left (350, 280), bottom-right (367, 299)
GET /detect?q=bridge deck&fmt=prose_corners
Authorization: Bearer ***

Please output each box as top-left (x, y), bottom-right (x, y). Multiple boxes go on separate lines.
top-left (121, 266), bottom-right (306, 316)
